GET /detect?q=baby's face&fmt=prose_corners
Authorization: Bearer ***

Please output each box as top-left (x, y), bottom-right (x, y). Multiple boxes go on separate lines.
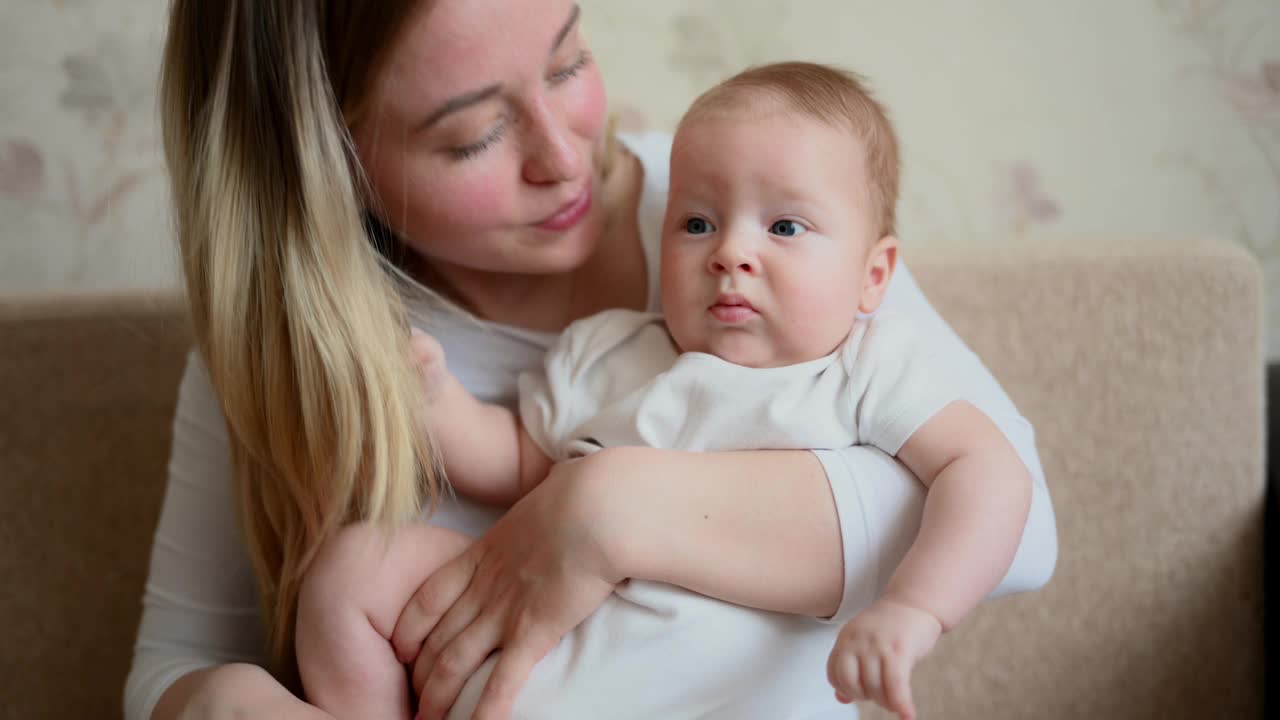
top-left (661, 110), bottom-right (878, 368)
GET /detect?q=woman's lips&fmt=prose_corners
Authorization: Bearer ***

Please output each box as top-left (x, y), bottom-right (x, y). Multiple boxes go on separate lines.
top-left (534, 184), bottom-right (592, 232)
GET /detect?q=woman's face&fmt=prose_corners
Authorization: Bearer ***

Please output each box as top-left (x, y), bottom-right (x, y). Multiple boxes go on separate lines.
top-left (354, 0), bottom-right (608, 278)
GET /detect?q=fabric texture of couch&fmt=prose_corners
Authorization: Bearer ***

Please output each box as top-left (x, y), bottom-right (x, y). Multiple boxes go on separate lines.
top-left (0, 240), bottom-right (1265, 719)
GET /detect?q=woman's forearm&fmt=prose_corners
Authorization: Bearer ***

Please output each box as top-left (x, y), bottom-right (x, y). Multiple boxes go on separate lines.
top-left (151, 664), bottom-right (335, 720)
top-left (592, 446), bottom-right (845, 618)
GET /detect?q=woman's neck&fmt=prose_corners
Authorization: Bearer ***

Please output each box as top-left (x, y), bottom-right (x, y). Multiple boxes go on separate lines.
top-left (422, 261), bottom-right (578, 332)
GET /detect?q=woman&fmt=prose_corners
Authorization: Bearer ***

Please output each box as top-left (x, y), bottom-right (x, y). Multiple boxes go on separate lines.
top-left (128, 1), bottom-right (1058, 719)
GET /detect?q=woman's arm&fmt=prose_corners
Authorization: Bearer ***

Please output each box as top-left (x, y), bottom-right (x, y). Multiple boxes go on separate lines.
top-left (591, 446), bottom-right (846, 616)
top-left (873, 263), bottom-right (1059, 601)
top-left (125, 354), bottom-right (324, 720)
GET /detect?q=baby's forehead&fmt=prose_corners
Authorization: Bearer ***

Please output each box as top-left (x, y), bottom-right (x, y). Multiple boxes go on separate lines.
top-left (672, 107), bottom-right (868, 160)
top-left (680, 88), bottom-right (859, 135)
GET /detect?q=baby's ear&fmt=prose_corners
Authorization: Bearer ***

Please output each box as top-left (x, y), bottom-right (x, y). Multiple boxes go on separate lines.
top-left (858, 235), bottom-right (899, 314)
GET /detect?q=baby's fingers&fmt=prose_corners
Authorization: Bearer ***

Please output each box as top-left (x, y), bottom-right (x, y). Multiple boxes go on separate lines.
top-left (826, 647), bottom-right (864, 704)
top-left (859, 656), bottom-right (886, 711)
top-left (883, 655), bottom-right (917, 720)
top-left (409, 328), bottom-right (443, 363)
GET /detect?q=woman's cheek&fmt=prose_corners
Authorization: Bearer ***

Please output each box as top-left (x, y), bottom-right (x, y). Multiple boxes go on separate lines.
top-left (566, 65), bottom-right (608, 141)
top-left (419, 162), bottom-right (516, 231)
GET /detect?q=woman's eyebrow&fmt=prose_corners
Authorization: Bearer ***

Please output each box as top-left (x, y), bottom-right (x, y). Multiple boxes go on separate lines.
top-left (417, 4), bottom-right (581, 132)
top-left (419, 85), bottom-right (502, 130)
top-left (550, 4), bottom-right (581, 54)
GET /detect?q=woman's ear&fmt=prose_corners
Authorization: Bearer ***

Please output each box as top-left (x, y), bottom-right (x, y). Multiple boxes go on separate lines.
top-left (858, 235), bottom-right (899, 314)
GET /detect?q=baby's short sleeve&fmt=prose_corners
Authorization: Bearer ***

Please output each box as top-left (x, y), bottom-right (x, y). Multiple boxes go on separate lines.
top-left (518, 309), bottom-right (662, 460)
top-left (849, 313), bottom-right (969, 455)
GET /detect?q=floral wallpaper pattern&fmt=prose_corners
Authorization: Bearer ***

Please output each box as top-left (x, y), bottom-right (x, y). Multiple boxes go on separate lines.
top-left (1, 0), bottom-right (170, 293)
top-left (1156, 0), bottom-right (1279, 264)
top-left (2, 0), bottom-right (1277, 355)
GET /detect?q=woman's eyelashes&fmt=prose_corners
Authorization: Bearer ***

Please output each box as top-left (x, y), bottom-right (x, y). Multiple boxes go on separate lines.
top-left (448, 119), bottom-right (508, 161)
top-left (549, 50), bottom-right (591, 85)
top-left (446, 51), bottom-right (592, 161)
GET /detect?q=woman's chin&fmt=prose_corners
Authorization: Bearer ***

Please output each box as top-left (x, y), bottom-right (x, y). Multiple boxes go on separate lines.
top-left (522, 214), bottom-right (606, 272)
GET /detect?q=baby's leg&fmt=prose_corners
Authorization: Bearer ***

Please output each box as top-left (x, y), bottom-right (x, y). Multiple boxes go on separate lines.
top-left (296, 521), bottom-right (471, 720)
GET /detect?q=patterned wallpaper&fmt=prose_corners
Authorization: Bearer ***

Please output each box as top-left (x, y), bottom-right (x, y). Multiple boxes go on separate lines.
top-left (2, 0), bottom-right (1277, 355)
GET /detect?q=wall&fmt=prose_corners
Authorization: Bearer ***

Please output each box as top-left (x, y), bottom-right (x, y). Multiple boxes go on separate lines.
top-left (2, 0), bottom-right (1276, 354)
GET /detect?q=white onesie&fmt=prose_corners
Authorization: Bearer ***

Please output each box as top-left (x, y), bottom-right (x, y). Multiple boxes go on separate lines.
top-left (520, 308), bottom-right (964, 461)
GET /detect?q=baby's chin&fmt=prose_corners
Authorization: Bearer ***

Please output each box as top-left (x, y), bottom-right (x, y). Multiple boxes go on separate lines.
top-left (717, 335), bottom-right (850, 368)
top-left (705, 337), bottom-right (799, 369)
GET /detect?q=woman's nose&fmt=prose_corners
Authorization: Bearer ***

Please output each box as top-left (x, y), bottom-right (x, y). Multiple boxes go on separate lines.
top-left (521, 95), bottom-right (583, 185)
top-left (707, 233), bottom-right (758, 275)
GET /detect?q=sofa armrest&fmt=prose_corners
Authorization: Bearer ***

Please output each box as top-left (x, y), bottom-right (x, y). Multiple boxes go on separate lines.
top-left (858, 240), bottom-right (1265, 719)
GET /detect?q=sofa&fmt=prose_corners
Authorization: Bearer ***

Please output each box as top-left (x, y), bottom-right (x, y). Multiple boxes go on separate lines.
top-left (0, 240), bottom-right (1265, 720)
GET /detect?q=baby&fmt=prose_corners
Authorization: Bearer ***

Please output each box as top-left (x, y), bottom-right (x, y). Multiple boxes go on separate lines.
top-left (297, 62), bottom-right (1032, 720)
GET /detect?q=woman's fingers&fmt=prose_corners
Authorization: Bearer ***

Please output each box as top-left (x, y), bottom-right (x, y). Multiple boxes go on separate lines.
top-left (396, 463), bottom-right (620, 719)
top-left (411, 587), bottom-right (485, 697)
top-left (416, 612), bottom-right (504, 720)
top-left (392, 550), bottom-right (477, 663)
top-left (470, 640), bottom-right (555, 720)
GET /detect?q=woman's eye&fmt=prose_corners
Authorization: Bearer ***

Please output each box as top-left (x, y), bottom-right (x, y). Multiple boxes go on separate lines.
top-left (684, 217), bottom-right (714, 234)
top-left (769, 220), bottom-right (806, 237)
top-left (448, 120), bottom-right (508, 161)
top-left (549, 50), bottom-right (591, 84)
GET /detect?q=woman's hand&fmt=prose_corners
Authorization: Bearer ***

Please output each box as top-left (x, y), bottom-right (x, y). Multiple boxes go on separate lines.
top-left (153, 663), bottom-right (337, 720)
top-left (391, 451), bottom-right (623, 720)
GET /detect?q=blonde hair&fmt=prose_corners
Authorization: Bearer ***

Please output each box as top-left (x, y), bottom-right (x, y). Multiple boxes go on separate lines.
top-left (680, 61), bottom-right (901, 238)
top-left (159, 0), bottom-right (438, 682)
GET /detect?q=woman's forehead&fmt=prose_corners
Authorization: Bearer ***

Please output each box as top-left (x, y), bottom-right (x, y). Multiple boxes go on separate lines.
top-left (379, 0), bottom-right (580, 100)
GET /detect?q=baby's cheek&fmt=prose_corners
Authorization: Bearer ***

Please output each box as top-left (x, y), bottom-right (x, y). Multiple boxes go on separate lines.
top-left (782, 279), bottom-right (859, 351)
top-left (662, 277), bottom-right (704, 352)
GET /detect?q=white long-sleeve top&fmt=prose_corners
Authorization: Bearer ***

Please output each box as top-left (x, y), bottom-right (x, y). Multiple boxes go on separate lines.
top-left (126, 133), bottom-right (1058, 720)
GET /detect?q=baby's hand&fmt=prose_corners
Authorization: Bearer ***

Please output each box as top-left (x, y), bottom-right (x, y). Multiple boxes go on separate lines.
top-left (409, 328), bottom-right (451, 403)
top-left (826, 598), bottom-right (942, 720)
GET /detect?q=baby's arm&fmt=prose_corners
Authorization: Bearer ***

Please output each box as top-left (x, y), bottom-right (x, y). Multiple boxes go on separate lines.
top-left (411, 330), bottom-right (552, 505)
top-left (829, 400), bottom-right (1032, 718)
top-left (887, 400), bottom-right (1033, 628)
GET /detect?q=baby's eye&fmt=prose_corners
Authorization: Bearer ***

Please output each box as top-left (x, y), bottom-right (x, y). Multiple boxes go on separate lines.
top-left (684, 217), bottom-right (714, 234)
top-left (769, 220), bottom-right (806, 237)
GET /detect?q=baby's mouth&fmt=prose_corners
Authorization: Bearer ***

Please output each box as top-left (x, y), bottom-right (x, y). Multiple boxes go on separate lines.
top-left (709, 293), bottom-right (759, 323)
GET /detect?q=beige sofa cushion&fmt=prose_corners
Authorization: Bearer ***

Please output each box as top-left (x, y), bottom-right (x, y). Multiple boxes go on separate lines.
top-left (1, 296), bottom-right (190, 720)
top-left (865, 241), bottom-right (1265, 719)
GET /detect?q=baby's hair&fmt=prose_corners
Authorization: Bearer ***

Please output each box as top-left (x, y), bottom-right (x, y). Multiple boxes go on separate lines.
top-left (679, 61), bottom-right (901, 239)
